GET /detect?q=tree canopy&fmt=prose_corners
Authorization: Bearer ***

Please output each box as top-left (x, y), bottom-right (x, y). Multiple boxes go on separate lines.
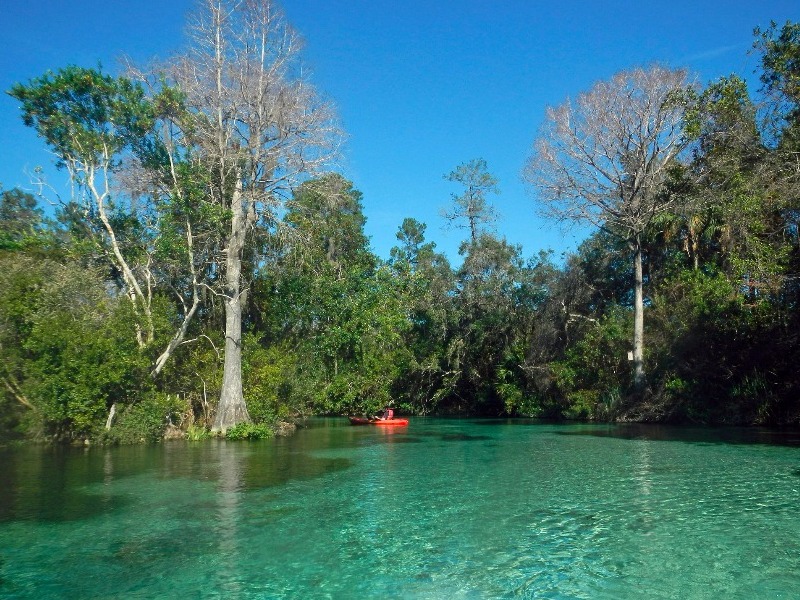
top-left (3, 14), bottom-right (800, 443)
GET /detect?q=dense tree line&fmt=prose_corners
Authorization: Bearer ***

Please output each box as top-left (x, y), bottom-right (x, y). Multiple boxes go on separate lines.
top-left (1, 8), bottom-right (798, 442)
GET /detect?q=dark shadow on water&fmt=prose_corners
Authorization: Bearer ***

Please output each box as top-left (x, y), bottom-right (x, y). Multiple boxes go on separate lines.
top-left (301, 417), bottom-right (498, 444)
top-left (437, 433), bottom-right (494, 442)
top-left (0, 440), bottom-right (358, 522)
top-left (242, 454), bottom-right (353, 490)
top-left (346, 429), bottom-right (493, 444)
top-left (153, 440), bottom-right (358, 492)
top-left (468, 417), bottom-right (565, 427)
top-left (0, 446), bottom-right (132, 523)
top-left (362, 432), bottom-right (495, 444)
top-left (555, 423), bottom-right (800, 447)
top-left (107, 524), bottom-right (214, 568)
top-left (421, 417), bottom-right (800, 447)
top-left (0, 489), bottom-right (130, 523)
top-left (356, 436), bottom-right (424, 446)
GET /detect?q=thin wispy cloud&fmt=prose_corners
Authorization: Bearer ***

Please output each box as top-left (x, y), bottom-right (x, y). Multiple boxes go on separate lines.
top-left (683, 43), bottom-right (744, 63)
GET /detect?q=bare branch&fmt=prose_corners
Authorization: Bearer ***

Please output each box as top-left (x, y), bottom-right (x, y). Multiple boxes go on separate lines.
top-left (523, 65), bottom-right (693, 391)
top-left (525, 65), bottom-right (692, 240)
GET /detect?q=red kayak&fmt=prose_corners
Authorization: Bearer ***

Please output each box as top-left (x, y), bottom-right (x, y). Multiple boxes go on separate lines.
top-left (348, 416), bottom-right (409, 426)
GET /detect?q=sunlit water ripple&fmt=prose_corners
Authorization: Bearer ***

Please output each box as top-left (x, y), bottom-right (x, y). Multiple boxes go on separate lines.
top-left (1, 419), bottom-right (798, 599)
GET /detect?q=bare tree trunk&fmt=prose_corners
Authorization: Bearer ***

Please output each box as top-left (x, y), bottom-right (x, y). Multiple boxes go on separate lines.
top-left (523, 66), bottom-right (689, 398)
top-left (632, 237), bottom-right (646, 390)
top-left (688, 217), bottom-right (700, 271)
top-left (151, 296), bottom-right (201, 377)
top-left (171, 0), bottom-right (338, 430)
top-left (2, 376), bottom-right (37, 411)
top-left (105, 402), bottom-right (117, 430)
top-left (213, 182), bottom-right (251, 432)
top-left (87, 164), bottom-right (154, 347)
top-left (151, 219), bottom-right (202, 377)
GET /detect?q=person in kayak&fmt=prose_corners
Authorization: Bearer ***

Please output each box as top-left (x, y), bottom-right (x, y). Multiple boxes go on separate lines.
top-left (374, 407), bottom-right (394, 420)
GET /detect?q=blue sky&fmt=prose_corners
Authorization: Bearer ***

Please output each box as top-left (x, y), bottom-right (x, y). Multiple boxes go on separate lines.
top-left (2, 0), bottom-right (798, 264)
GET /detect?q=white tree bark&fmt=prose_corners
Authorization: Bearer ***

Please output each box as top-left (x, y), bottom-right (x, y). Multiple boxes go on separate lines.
top-left (214, 178), bottom-right (251, 430)
top-left (165, 0), bottom-right (340, 431)
top-left (632, 236), bottom-right (645, 389)
top-left (61, 152), bottom-right (154, 349)
top-left (524, 66), bottom-right (691, 392)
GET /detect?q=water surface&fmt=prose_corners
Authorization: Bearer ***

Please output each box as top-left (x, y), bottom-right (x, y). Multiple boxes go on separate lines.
top-left (1, 419), bottom-right (798, 599)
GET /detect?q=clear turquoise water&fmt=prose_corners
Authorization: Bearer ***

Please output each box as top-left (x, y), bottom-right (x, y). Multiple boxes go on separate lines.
top-left (1, 419), bottom-right (799, 599)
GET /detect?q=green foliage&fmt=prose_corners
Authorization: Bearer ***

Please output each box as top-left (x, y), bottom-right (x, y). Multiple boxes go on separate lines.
top-left (443, 234), bottom-right (537, 415)
top-left (185, 424), bottom-right (212, 441)
top-left (242, 337), bottom-right (298, 423)
top-left (552, 307), bottom-right (631, 420)
top-left (0, 251), bottom-right (154, 440)
top-left (443, 158), bottom-right (499, 242)
top-left (387, 219), bottom-right (456, 415)
top-left (302, 264), bottom-right (413, 415)
top-left (257, 176), bottom-right (416, 417)
top-left (25, 294), bottom-right (150, 438)
top-left (147, 332), bottom-right (222, 432)
top-left (285, 173), bottom-right (374, 273)
top-left (8, 66), bottom-right (152, 170)
top-left (496, 366), bottom-right (524, 414)
top-left (643, 266), bottom-right (800, 424)
top-left (755, 20), bottom-right (800, 110)
top-left (564, 390), bottom-right (601, 421)
top-left (225, 422), bottom-right (274, 440)
top-left (4, 20), bottom-right (800, 443)
top-left (102, 393), bottom-right (188, 444)
top-left (390, 218), bottom-right (432, 268)
top-left (683, 75), bottom-right (758, 147)
top-left (0, 189), bottom-right (46, 251)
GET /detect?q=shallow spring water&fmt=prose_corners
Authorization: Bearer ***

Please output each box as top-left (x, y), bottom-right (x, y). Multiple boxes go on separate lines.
top-left (1, 419), bottom-right (799, 599)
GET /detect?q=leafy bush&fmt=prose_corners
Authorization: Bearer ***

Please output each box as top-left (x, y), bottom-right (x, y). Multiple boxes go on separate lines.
top-left (564, 389), bottom-right (600, 420)
top-left (550, 307), bottom-right (631, 420)
top-left (185, 424), bottom-right (212, 441)
top-left (3, 259), bottom-right (153, 440)
top-left (102, 393), bottom-right (188, 444)
top-left (242, 337), bottom-right (298, 423)
top-left (225, 422), bottom-right (274, 440)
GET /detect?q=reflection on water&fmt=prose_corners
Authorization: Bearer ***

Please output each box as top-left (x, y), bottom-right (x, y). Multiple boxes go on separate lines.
top-left (0, 419), bottom-right (799, 599)
top-left (0, 437), bottom-right (356, 524)
top-left (556, 422), bottom-right (800, 447)
top-left (0, 446), bottom-right (131, 523)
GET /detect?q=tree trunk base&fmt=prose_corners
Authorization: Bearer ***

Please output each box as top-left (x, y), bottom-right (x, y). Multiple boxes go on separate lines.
top-left (212, 400), bottom-right (251, 433)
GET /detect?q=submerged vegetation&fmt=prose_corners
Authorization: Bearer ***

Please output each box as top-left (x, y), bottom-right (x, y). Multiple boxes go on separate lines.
top-left (1, 6), bottom-right (799, 443)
